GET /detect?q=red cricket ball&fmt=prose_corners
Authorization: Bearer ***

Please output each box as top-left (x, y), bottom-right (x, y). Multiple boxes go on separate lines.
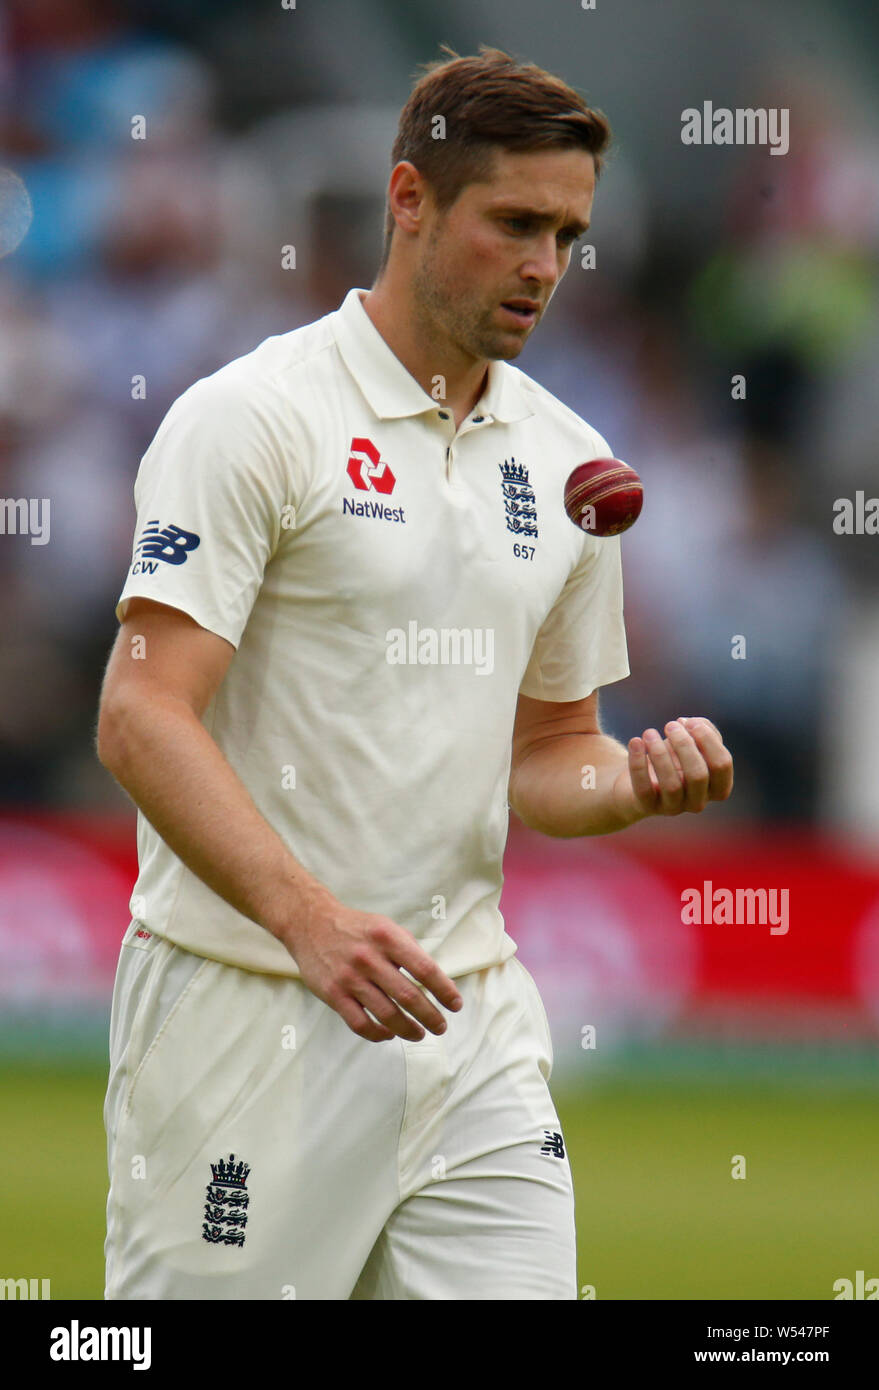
top-left (563, 457), bottom-right (643, 537)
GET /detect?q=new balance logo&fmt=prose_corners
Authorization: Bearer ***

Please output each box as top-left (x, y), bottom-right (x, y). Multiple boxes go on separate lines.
top-left (540, 1130), bottom-right (565, 1159)
top-left (131, 519), bottom-right (200, 573)
top-left (347, 437), bottom-right (396, 494)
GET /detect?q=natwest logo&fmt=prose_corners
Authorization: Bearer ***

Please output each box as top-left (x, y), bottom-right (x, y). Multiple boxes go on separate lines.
top-left (347, 437), bottom-right (396, 494)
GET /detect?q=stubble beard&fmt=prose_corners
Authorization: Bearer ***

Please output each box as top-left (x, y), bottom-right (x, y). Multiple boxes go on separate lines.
top-left (411, 233), bottom-right (524, 364)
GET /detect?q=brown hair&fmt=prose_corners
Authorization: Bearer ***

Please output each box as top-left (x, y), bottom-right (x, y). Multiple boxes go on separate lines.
top-left (378, 43), bottom-right (612, 269)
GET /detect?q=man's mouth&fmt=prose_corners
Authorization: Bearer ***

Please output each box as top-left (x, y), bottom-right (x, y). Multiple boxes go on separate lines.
top-left (500, 301), bottom-right (539, 326)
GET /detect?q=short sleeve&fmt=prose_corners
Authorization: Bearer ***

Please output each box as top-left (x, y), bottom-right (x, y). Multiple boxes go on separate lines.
top-left (519, 532), bottom-right (630, 702)
top-left (115, 376), bottom-right (298, 649)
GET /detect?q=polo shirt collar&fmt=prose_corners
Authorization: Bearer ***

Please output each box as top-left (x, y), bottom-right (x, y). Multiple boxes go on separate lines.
top-left (331, 287), bottom-right (534, 424)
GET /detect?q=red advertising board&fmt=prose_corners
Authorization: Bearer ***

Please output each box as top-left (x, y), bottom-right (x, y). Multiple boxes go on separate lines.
top-left (1, 813), bottom-right (878, 1042)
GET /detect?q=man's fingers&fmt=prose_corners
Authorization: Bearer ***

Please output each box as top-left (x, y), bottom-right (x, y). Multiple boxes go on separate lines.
top-left (393, 944), bottom-right (463, 1014)
top-left (305, 913), bottom-right (465, 1045)
top-left (664, 721), bottom-right (709, 811)
top-left (336, 996), bottom-right (395, 1043)
top-left (642, 728), bottom-right (687, 812)
top-left (351, 979), bottom-right (427, 1042)
top-left (676, 716), bottom-right (734, 799)
top-left (371, 962), bottom-right (449, 1036)
top-left (677, 715), bottom-right (721, 741)
top-left (628, 736), bottom-right (661, 811)
top-left (629, 717), bottom-right (734, 820)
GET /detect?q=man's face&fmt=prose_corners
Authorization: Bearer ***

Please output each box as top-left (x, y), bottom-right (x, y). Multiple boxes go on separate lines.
top-left (409, 146), bottom-right (596, 362)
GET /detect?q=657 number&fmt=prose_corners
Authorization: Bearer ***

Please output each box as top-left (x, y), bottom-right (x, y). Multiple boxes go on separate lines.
top-left (513, 543), bottom-right (535, 561)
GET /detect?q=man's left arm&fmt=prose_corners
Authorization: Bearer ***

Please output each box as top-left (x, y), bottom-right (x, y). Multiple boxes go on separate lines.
top-left (508, 691), bottom-right (734, 838)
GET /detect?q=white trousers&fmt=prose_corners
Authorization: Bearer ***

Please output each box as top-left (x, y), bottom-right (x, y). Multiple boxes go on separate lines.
top-left (104, 919), bottom-right (576, 1300)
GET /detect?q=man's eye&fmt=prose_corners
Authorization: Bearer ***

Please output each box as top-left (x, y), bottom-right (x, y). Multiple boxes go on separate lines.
top-left (504, 219), bottom-right (579, 246)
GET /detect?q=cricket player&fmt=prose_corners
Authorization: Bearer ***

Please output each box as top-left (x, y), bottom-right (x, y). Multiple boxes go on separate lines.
top-left (97, 45), bottom-right (733, 1301)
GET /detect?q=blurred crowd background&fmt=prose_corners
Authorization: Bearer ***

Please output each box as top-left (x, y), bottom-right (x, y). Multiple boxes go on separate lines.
top-left (2, 0), bottom-right (879, 828)
top-left (3, 0), bottom-right (879, 1301)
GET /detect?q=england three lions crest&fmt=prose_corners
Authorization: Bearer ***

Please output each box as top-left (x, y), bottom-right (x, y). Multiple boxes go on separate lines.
top-left (202, 1152), bottom-right (250, 1248)
top-left (499, 459), bottom-right (538, 537)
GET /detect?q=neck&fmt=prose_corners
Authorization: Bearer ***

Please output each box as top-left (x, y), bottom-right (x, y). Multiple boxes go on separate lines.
top-left (360, 278), bottom-right (488, 428)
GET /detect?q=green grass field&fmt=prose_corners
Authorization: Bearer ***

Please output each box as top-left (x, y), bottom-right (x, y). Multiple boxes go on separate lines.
top-left (3, 1063), bottom-right (877, 1299)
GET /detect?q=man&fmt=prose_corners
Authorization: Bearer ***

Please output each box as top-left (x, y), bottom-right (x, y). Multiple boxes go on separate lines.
top-left (97, 44), bottom-right (732, 1301)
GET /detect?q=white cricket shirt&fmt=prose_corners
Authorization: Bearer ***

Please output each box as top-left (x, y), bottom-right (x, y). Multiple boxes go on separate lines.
top-left (115, 287), bottom-right (630, 978)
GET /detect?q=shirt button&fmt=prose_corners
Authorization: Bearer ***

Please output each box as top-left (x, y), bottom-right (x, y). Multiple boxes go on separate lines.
top-left (472, 415), bottom-right (484, 423)
top-left (438, 410), bottom-right (449, 419)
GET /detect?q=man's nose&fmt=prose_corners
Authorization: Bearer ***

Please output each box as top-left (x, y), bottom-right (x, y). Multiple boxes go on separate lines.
top-left (520, 236), bottom-right (561, 288)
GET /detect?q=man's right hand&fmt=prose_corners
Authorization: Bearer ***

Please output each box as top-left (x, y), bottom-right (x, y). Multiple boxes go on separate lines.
top-left (280, 896), bottom-right (464, 1043)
